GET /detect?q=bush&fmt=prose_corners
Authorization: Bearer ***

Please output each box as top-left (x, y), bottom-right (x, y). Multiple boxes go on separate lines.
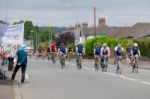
top-left (67, 43), bottom-right (76, 52)
top-left (84, 36), bottom-right (134, 56)
top-left (133, 38), bottom-right (150, 58)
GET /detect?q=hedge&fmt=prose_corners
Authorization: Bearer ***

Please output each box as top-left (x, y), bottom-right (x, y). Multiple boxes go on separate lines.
top-left (133, 38), bottom-right (150, 58)
top-left (84, 36), bottom-right (134, 56)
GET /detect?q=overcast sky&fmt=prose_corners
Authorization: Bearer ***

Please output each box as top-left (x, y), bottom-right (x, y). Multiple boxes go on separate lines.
top-left (0, 0), bottom-right (150, 27)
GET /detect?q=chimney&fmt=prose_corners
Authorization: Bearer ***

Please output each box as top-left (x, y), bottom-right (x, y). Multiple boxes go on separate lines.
top-left (99, 18), bottom-right (106, 26)
top-left (82, 22), bottom-right (88, 28)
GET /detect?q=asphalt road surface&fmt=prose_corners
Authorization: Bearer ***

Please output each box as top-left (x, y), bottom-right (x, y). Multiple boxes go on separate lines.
top-left (14, 59), bottom-right (150, 99)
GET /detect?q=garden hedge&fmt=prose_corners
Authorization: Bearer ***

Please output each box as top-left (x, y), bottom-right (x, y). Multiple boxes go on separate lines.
top-left (133, 38), bottom-right (150, 58)
top-left (84, 36), bottom-right (134, 56)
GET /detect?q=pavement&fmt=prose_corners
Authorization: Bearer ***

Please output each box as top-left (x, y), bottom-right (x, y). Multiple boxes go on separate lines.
top-left (0, 58), bottom-right (150, 99)
top-left (0, 75), bottom-right (14, 99)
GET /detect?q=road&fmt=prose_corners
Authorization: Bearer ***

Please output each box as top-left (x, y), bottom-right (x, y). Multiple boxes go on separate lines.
top-left (13, 59), bottom-right (150, 99)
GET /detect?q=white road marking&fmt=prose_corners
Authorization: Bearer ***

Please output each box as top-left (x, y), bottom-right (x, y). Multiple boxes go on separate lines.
top-left (83, 67), bottom-right (91, 70)
top-left (119, 76), bottom-right (136, 82)
top-left (67, 62), bottom-right (150, 86)
top-left (142, 81), bottom-right (150, 85)
top-left (104, 72), bottom-right (116, 76)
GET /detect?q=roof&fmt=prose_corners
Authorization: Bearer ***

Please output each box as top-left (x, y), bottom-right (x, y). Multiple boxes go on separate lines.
top-left (109, 23), bottom-right (150, 38)
top-left (82, 25), bottom-right (114, 36)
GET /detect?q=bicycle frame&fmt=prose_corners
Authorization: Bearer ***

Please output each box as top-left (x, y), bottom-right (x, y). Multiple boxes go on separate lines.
top-left (116, 56), bottom-right (122, 74)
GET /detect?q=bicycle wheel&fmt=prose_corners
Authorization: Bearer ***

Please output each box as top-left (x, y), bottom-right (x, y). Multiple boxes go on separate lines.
top-left (134, 61), bottom-right (138, 73)
top-left (95, 58), bottom-right (99, 71)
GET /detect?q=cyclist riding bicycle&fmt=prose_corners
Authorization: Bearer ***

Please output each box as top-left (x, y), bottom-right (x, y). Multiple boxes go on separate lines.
top-left (100, 43), bottom-right (110, 66)
top-left (114, 44), bottom-right (124, 60)
top-left (58, 43), bottom-right (67, 68)
top-left (131, 43), bottom-right (141, 65)
top-left (94, 43), bottom-right (102, 58)
top-left (58, 43), bottom-right (67, 57)
top-left (67, 47), bottom-right (73, 61)
top-left (76, 42), bottom-right (85, 68)
top-left (126, 45), bottom-right (132, 66)
top-left (50, 43), bottom-right (57, 63)
top-left (114, 44), bottom-right (124, 73)
top-left (94, 43), bottom-right (102, 70)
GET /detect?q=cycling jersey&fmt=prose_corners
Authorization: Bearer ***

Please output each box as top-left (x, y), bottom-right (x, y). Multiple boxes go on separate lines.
top-left (60, 47), bottom-right (66, 54)
top-left (132, 47), bottom-right (139, 55)
top-left (116, 47), bottom-right (123, 56)
top-left (95, 47), bottom-right (101, 55)
top-left (77, 45), bottom-right (83, 54)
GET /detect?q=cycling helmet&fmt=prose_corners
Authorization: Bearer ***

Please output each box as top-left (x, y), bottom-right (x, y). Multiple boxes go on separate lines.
top-left (134, 43), bottom-right (138, 47)
top-left (118, 44), bottom-right (121, 47)
top-left (103, 43), bottom-right (107, 47)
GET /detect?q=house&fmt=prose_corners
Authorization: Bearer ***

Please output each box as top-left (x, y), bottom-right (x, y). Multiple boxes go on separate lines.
top-left (109, 23), bottom-right (150, 39)
top-left (74, 18), bottom-right (115, 45)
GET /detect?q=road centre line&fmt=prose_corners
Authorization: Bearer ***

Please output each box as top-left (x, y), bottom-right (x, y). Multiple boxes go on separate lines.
top-left (103, 72), bottom-right (116, 76)
top-left (142, 81), bottom-right (150, 85)
top-left (83, 67), bottom-right (91, 70)
top-left (119, 76), bottom-right (137, 82)
top-left (67, 62), bottom-right (150, 86)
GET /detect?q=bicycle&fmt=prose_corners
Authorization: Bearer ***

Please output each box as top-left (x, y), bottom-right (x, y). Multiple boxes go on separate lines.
top-left (47, 52), bottom-right (51, 60)
top-left (115, 56), bottom-right (122, 74)
top-left (94, 55), bottom-right (100, 71)
top-left (76, 53), bottom-right (82, 69)
top-left (132, 55), bottom-right (138, 73)
top-left (60, 53), bottom-right (65, 69)
top-left (51, 52), bottom-right (56, 64)
top-left (101, 55), bottom-right (108, 72)
top-left (67, 52), bottom-right (72, 62)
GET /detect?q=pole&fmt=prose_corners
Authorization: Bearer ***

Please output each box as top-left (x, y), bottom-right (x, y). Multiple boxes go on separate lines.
top-left (49, 27), bottom-right (50, 44)
top-left (36, 32), bottom-right (38, 55)
top-left (94, 7), bottom-right (96, 37)
top-left (5, 0), bottom-right (8, 24)
top-left (51, 27), bottom-right (52, 43)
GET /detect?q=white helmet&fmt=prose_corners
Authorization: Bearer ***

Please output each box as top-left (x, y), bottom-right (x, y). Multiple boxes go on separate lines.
top-left (103, 43), bottom-right (107, 47)
top-left (78, 41), bottom-right (82, 45)
top-left (134, 43), bottom-right (138, 47)
top-left (118, 44), bottom-right (121, 47)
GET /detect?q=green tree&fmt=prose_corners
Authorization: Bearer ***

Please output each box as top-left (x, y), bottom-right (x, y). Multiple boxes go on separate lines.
top-left (24, 21), bottom-right (33, 40)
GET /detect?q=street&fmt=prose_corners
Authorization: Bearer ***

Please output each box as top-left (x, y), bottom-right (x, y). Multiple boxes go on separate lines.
top-left (13, 59), bottom-right (150, 99)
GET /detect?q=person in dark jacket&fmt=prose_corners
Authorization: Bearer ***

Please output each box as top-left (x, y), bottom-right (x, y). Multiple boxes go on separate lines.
top-left (12, 44), bottom-right (28, 83)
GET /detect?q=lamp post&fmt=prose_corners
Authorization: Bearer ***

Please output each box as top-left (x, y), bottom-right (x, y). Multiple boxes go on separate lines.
top-left (93, 7), bottom-right (96, 37)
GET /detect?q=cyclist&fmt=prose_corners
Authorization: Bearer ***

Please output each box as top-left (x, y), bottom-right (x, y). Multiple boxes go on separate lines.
top-left (114, 44), bottom-right (124, 73)
top-left (46, 47), bottom-right (51, 60)
top-left (131, 43), bottom-right (141, 66)
top-left (50, 43), bottom-right (57, 63)
top-left (67, 47), bottom-right (73, 61)
top-left (126, 45), bottom-right (132, 67)
top-left (94, 43), bottom-right (102, 58)
top-left (114, 44), bottom-right (124, 60)
top-left (94, 43), bottom-right (102, 70)
top-left (76, 42), bottom-right (85, 68)
top-left (58, 43), bottom-right (67, 65)
top-left (100, 43), bottom-right (110, 68)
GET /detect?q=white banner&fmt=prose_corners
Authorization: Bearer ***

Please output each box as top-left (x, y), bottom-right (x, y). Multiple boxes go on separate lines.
top-left (0, 24), bottom-right (24, 45)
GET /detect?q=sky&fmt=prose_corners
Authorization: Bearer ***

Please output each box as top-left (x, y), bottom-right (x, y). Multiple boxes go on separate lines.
top-left (0, 0), bottom-right (150, 27)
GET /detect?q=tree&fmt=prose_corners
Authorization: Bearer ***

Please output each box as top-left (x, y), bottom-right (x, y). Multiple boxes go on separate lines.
top-left (13, 20), bottom-right (24, 25)
top-left (39, 27), bottom-right (55, 43)
top-left (56, 31), bottom-right (75, 47)
top-left (24, 21), bottom-right (33, 40)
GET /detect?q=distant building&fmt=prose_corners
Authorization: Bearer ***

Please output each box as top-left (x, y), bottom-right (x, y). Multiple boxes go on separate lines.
top-left (74, 18), bottom-right (115, 45)
top-left (109, 23), bottom-right (150, 38)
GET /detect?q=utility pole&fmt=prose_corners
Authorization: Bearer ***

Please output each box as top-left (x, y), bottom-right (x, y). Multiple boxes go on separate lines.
top-left (49, 27), bottom-right (50, 44)
top-left (36, 32), bottom-right (38, 55)
top-left (93, 7), bottom-right (96, 37)
top-left (51, 27), bottom-right (53, 43)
